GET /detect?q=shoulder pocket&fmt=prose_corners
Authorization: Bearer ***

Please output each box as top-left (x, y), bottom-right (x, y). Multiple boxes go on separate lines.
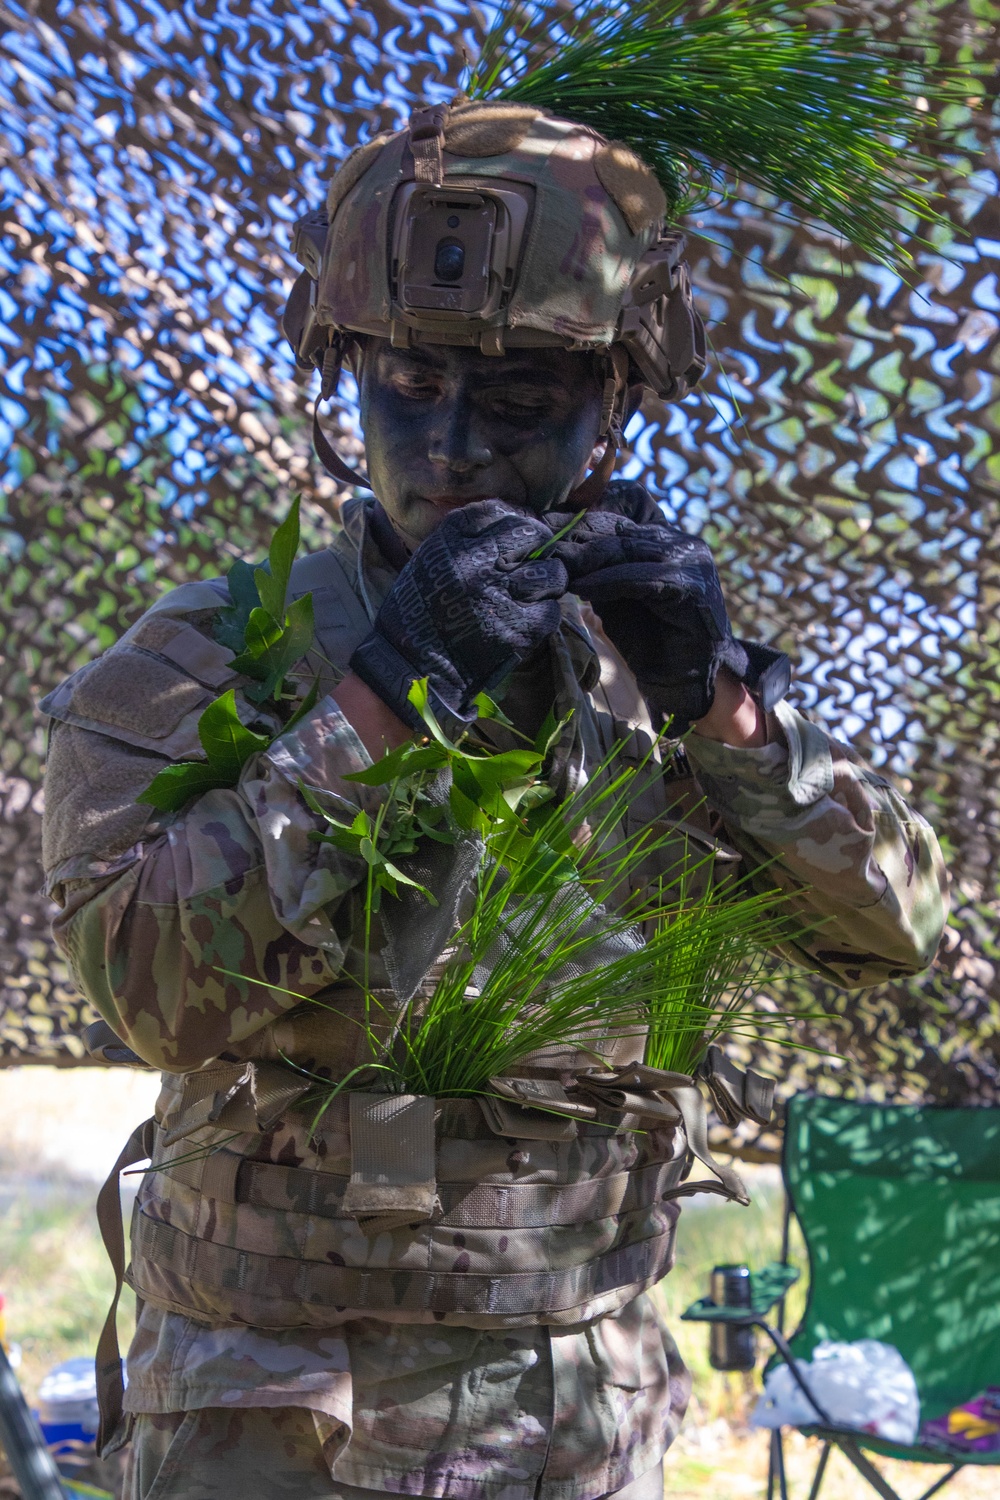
top-left (40, 614), bottom-right (238, 760)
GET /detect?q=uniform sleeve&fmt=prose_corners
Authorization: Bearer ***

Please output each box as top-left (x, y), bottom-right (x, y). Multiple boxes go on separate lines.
top-left (682, 699), bottom-right (949, 988)
top-left (44, 695), bottom-right (377, 1072)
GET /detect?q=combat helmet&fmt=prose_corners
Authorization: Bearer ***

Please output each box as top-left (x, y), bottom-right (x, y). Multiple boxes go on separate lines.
top-left (282, 2), bottom-right (961, 494)
top-left (283, 99), bottom-right (703, 498)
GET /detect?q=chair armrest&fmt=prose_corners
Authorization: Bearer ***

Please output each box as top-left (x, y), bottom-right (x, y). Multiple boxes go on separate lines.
top-left (681, 1261), bottom-right (799, 1323)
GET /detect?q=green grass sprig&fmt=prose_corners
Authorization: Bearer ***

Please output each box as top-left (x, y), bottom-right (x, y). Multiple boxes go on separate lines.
top-left (301, 704), bottom-right (812, 1100)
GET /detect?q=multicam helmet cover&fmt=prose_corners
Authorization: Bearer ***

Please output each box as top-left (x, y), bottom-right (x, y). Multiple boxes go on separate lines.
top-left (282, 99), bottom-right (707, 459)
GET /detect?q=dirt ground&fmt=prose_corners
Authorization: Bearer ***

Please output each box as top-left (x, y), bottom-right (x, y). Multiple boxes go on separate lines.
top-left (666, 1421), bottom-right (999, 1498)
top-left (0, 1067), bottom-right (996, 1499)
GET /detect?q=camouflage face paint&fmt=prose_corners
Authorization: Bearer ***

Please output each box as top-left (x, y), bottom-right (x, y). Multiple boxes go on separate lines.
top-left (358, 340), bottom-right (605, 549)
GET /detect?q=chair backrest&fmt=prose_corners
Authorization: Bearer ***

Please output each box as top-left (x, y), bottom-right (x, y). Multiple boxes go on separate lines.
top-left (784, 1094), bottom-right (1000, 1419)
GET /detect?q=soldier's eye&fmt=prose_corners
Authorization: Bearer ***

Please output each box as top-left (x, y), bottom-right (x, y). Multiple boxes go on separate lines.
top-left (390, 372), bottom-right (441, 400)
top-left (488, 392), bottom-right (556, 421)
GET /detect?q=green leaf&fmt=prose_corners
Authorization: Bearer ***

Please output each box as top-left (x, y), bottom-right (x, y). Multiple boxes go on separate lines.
top-left (468, 748), bottom-right (543, 786)
top-left (229, 558), bottom-right (262, 615)
top-left (136, 688), bottom-right (269, 816)
top-left (344, 741), bottom-right (448, 787)
top-left (385, 830), bottom-right (420, 857)
top-left (502, 832), bottom-right (577, 892)
top-left (406, 678), bottom-right (456, 748)
top-left (416, 810), bottom-right (455, 844)
top-left (213, 559), bottom-right (262, 654)
top-left (283, 678), bottom-right (320, 736)
top-left (255, 496), bottom-right (300, 620)
top-left (241, 607), bottom-right (283, 661)
top-left (313, 828), bottom-right (362, 854)
top-left (418, 824), bottom-right (456, 844)
top-left (297, 779), bottom-right (331, 821)
top-left (278, 591), bottom-right (315, 668)
top-left (197, 690), bottom-right (270, 779)
top-left (534, 708), bottom-right (568, 759)
top-left (472, 692), bottom-right (516, 728)
top-left (137, 760), bottom-right (237, 813)
top-left (380, 859), bottom-right (438, 904)
top-left (237, 593), bottom-right (316, 704)
top-left (450, 749), bottom-right (542, 818)
top-left (516, 781), bottom-right (556, 814)
top-left (448, 782), bottom-right (488, 833)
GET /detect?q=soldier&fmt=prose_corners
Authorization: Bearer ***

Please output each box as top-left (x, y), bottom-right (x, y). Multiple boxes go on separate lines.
top-left (41, 97), bottom-right (948, 1500)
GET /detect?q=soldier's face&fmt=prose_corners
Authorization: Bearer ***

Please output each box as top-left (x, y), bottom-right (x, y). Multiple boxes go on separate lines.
top-left (358, 340), bottom-right (605, 549)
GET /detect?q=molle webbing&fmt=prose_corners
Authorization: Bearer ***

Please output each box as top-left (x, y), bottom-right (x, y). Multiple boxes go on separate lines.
top-left (128, 1180), bottom-right (684, 1325)
top-left (125, 1096), bottom-right (691, 1321)
top-left (153, 1145), bottom-right (684, 1229)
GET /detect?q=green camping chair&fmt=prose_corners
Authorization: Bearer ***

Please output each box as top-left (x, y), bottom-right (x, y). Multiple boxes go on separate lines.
top-left (683, 1094), bottom-right (1000, 1500)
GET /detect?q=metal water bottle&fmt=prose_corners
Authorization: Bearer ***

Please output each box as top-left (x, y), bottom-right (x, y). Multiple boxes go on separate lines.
top-left (709, 1263), bottom-right (756, 1371)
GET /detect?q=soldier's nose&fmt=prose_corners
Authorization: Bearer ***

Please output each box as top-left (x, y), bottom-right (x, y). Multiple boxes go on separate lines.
top-left (427, 401), bottom-right (492, 473)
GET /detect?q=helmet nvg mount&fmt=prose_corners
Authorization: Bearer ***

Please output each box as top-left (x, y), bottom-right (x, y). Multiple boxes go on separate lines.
top-left (282, 99), bottom-right (707, 496)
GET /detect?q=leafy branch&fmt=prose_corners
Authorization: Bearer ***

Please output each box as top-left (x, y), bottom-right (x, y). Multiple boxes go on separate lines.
top-left (139, 498), bottom-right (318, 813)
top-left (302, 679), bottom-right (566, 913)
top-left (212, 498), bottom-right (314, 706)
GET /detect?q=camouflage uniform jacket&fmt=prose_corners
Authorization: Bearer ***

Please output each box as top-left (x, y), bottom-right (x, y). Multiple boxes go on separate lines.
top-left (40, 497), bottom-right (948, 1498)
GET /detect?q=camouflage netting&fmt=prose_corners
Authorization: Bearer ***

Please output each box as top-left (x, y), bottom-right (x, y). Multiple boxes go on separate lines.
top-left (1, 1), bottom-right (998, 1149)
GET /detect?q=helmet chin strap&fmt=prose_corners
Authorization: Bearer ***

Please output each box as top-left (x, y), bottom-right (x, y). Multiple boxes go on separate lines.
top-left (311, 335), bottom-right (374, 491)
top-left (565, 345), bottom-right (630, 510)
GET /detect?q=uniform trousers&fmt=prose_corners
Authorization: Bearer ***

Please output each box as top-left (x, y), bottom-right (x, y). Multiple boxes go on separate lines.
top-left (124, 1407), bottom-right (666, 1500)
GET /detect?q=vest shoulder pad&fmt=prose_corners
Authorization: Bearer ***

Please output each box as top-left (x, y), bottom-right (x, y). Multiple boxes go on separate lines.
top-left (40, 584), bottom-right (238, 760)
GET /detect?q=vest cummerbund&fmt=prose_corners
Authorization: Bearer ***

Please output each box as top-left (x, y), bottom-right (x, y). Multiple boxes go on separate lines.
top-left (128, 1092), bottom-right (689, 1329)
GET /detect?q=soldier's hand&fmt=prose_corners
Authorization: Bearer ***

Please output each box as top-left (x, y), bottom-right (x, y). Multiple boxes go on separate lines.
top-left (550, 508), bottom-right (786, 733)
top-left (350, 500), bottom-right (567, 733)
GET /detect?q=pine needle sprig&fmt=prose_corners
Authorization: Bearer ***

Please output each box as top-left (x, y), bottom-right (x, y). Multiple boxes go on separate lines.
top-left (467, 0), bottom-right (981, 267)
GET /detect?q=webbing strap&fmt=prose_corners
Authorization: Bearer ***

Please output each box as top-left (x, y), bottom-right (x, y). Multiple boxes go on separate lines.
top-left (158, 1151), bottom-right (683, 1229)
top-left (700, 1043), bottom-right (776, 1129)
top-left (94, 1117), bottom-right (155, 1454)
top-left (130, 1202), bottom-right (680, 1321)
top-left (408, 104), bottom-right (448, 186)
top-left (566, 432), bottom-right (618, 511)
top-left (158, 1059), bottom-right (311, 1146)
top-left (574, 1065), bottom-right (749, 1205)
top-left (311, 341), bottom-right (372, 490)
top-left (669, 1083), bottom-right (749, 1205)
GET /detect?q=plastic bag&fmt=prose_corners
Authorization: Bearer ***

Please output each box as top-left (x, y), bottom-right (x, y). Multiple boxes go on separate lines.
top-left (750, 1339), bottom-right (920, 1445)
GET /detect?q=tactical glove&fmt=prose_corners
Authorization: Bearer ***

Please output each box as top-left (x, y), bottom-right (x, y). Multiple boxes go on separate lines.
top-left (350, 500), bottom-right (568, 733)
top-left (596, 478), bottom-right (670, 528)
top-left (551, 506), bottom-right (789, 733)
